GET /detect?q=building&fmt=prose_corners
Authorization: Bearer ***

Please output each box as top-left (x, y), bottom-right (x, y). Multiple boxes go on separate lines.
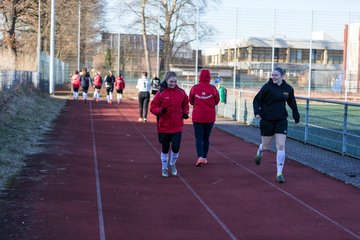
top-left (202, 33), bottom-right (344, 91)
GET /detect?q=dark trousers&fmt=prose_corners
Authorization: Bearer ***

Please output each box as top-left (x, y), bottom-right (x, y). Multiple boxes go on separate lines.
top-left (138, 91), bottom-right (150, 118)
top-left (193, 122), bottom-right (214, 158)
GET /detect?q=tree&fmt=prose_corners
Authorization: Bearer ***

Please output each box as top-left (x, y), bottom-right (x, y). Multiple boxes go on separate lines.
top-left (115, 0), bottom-right (214, 76)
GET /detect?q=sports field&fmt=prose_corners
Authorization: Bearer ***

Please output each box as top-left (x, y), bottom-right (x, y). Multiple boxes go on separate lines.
top-left (0, 96), bottom-right (359, 240)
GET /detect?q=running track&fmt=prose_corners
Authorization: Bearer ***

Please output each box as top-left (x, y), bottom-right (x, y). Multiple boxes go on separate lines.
top-left (1, 97), bottom-right (360, 240)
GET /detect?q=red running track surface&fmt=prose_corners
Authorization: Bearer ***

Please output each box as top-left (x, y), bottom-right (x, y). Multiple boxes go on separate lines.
top-left (1, 97), bottom-right (360, 240)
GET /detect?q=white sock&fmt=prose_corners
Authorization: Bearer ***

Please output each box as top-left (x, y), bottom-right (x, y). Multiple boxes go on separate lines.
top-left (170, 151), bottom-right (179, 166)
top-left (161, 152), bottom-right (169, 169)
top-left (75, 92), bottom-right (78, 99)
top-left (83, 92), bottom-right (87, 100)
top-left (107, 95), bottom-right (110, 102)
top-left (119, 94), bottom-right (122, 101)
top-left (276, 150), bottom-right (285, 176)
top-left (257, 144), bottom-right (263, 156)
top-left (109, 92), bottom-right (113, 101)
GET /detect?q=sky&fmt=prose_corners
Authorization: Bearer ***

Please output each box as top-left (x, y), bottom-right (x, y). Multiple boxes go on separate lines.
top-left (105, 0), bottom-right (360, 49)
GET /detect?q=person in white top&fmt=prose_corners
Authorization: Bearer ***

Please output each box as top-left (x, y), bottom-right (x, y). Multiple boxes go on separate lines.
top-left (136, 71), bottom-right (151, 122)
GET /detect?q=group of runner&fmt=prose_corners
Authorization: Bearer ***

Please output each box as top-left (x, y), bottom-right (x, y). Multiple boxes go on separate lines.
top-left (70, 67), bottom-right (300, 183)
top-left (70, 68), bottom-right (126, 104)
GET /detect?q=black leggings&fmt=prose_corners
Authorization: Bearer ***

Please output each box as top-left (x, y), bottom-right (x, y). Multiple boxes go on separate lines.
top-left (158, 132), bottom-right (182, 154)
top-left (138, 92), bottom-right (150, 118)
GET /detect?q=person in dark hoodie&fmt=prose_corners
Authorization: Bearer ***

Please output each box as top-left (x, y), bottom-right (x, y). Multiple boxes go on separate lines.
top-left (150, 71), bottom-right (189, 178)
top-left (253, 67), bottom-right (300, 183)
top-left (189, 69), bottom-right (220, 167)
top-left (80, 68), bottom-right (91, 103)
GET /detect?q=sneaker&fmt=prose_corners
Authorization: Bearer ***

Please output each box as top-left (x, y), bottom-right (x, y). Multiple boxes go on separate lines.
top-left (138, 118), bottom-right (143, 122)
top-left (170, 165), bottom-right (177, 176)
top-left (276, 174), bottom-right (285, 183)
top-left (162, 168), bottom-right (169, 177)
top-left (143, 118), bottom-right (147, 123)
top-left (195, 159), bottom-right (203, 167)
top-left (255, 154), bottom-right (261, 165)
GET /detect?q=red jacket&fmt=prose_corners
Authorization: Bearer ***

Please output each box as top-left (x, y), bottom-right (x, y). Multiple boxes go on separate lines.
top-left (115, 76), bottom-right (125, 90)
top-left (71, 74), bottom-right (80, 88)
top-left (189, 70), bottom-right (220, 123)
top-left (150, 86), bottom-right (189, 133)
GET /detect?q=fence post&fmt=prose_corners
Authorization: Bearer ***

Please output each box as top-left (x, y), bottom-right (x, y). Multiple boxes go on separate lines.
top-left (342, 103), bottom-right (348, 155)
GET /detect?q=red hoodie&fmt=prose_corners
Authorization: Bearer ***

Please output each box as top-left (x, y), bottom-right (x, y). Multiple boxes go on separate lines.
top-left (189, 69), bottom-right (220, 123)
top-left (71, 74), bottom-right (80, 88)
top-left (150, 86), bottom-right (189, 133)
top-left (115, 76), bottom-right (125, 90)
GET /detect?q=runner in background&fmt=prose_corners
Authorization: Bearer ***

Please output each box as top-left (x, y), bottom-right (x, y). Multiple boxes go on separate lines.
top-left (253, 67), bottom-right (300, 183)
top-left (115, 73), bottom-right (126, 104)
top-left (104, 70), bottom-right (115, 104)
top-left (150, 74), bottom-right (161, 96)
top-left (136, 72), bottom-right (151, 122)
top-left (71, 70), bottom-right (80, 100)
top-left (80, 68), bottom-right (91, 103)
top-left (93, 71), bottom-right (103, 102)
top-left (150, 71), bottom-right (189, 178)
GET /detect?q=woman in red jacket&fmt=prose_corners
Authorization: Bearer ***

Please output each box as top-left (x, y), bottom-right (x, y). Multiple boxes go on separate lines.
top-left (150, 71), bottom-right (189, 178)
top-left (115, 73), bottom-right (126, 104)
top-left (71, 70), bottom-right (80, 100)
top-left (189, 69), bottom-right (220, 166)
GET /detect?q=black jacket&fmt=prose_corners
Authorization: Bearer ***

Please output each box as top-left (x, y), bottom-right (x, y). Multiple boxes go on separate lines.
top-left (253, 79), bottom-right (300, 123)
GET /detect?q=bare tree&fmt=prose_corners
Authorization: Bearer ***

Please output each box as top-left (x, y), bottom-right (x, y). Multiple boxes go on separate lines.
top-left (123, 0), bottom-right (214, 74)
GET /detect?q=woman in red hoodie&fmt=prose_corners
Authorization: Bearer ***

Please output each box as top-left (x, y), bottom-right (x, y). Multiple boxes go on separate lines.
top-left (150, 71), bottom-right (189, 178)
top-left (189, 69), bottom-right (220, 166)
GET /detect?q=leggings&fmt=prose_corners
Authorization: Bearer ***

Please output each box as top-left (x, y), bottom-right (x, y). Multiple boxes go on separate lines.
top-left (193, 122), bottom-right (214, 158)
top-left (138, 91), bottom-right (150, 118)
top-left (158, 132), bottom-right (182, 154)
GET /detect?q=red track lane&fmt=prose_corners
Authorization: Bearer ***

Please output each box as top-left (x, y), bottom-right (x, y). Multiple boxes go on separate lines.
top-left (2, 97), bottom-right (360, 240)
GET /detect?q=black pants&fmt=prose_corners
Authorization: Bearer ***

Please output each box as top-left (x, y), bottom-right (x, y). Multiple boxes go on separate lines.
top-left (138, 91), bottom-right (150, 118)
top-left (193, 122), bottom-right (214, 158)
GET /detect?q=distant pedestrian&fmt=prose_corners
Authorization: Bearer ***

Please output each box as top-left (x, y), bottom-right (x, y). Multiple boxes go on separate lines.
top-left (253, 67), bottom-right (300, 183)
top-left (71, 70), bottom-right (80, 100)
top-left (150, 71), bottom-right (189, 177)
top-left (80, 68), bottom-right (91, 103)
top-left (151, 74), bottom-right (161, 96)
top-left (104, 70), bottom-right (115, 104)
top-left (93, 71), bottom-right (103, 102)
top-left (115, 73), bottom-right (126, 104)
top-left (136, 72), bottom-right (151, 122)
top-left (189, 69), bottom-right (220, 166)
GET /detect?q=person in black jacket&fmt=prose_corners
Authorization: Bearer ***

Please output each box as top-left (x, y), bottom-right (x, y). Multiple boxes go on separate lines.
top-left (253, 67), bottom-right (300, 183)
top-left (80, 68), bottom-right (91, 103)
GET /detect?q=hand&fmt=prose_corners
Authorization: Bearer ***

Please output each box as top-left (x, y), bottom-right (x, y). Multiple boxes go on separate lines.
top-left (293, 113), bottom-right (300, 124)
top-left (182, 113), bottom-right (189, 119)
top-left (161, 108), bottom-right (167, 114)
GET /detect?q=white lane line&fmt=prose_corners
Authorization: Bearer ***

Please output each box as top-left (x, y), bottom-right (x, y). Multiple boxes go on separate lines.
top-left (192, 130), bottom-right (360, 240)
top-left (89, 102), bottom-right (106, 240)
top-left (116, 106), bottom-right (238, 240)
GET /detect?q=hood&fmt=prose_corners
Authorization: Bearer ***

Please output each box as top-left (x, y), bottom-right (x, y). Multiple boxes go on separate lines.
top-left (199, 69), bottom-right (211, 83)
